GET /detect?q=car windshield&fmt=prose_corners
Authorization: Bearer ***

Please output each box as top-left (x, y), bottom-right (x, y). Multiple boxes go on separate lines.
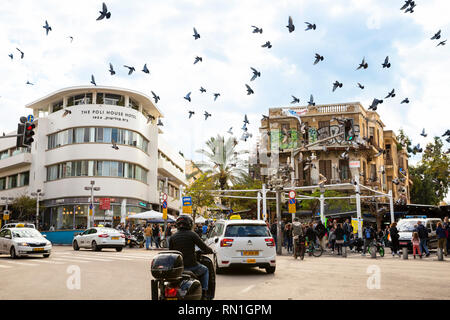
top-left (224, 224), bottom-right (270, 237)
top-left (11, 229), bottom-right (44, 239)
top-left (397, 220), bottom-right (421, 232)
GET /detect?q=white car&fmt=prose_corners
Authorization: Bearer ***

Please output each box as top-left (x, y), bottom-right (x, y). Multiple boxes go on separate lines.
top-left (73, 227), bottom-right (125, 252)
top-left (1, 222), bottom-right (36, 230)
top-left (205, 219), bottom-right (276, 274)
top-left (0, 227), bottom-right (52, 258)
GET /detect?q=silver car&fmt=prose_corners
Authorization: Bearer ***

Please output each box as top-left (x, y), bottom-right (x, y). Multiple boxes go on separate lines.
top-left (73, 227), bottom-right (125, 252)
top-left (0, 227), bottom-right (52, 258)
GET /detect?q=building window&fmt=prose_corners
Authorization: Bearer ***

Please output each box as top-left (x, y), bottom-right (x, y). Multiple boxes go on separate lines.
top-left (97, 93), bottom-right (125, 106)
top-left (52, 100), bottom-right (63, 113)
top-left (339, 159), bottom-right (350, 180)
top-left (19, 171), bottom-right (30, 187)
top-left (370, 164), bottom-right (377, 181)
top-left (0, 177), bottom-right (6, 190)
top-left (7, 174), bottom-right (18, 189)
top-left (318, 121), bottom-right (330, 136)
top-left (319, 160), bottom-right (332, 182)
top-left (0, 150), bottom-right (9, 160)
top-left (129, 98), bottom-right (139, 110)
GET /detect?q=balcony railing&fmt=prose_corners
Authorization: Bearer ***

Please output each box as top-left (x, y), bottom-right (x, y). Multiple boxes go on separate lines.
top-left (317, 105), bottom-right (351, 114)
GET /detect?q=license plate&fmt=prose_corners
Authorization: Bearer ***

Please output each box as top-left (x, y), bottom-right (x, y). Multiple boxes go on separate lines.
top-left (400, 242), bottom-right (407, 245)
top-left (33, 248), bottom-right (44, 252)
top-left (111, 237), bottom-right (119, 240)
top-left (242, 251), bottom-right (259, 256)
top-left (166, 298), bottom-right (178, 300)
top-left (246, 259), bottom-right (256, 263)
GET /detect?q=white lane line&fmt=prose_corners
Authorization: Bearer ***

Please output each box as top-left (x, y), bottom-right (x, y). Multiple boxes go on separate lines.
top-left (3, 260), bottom-right (39, 266)
top-left (51, 258), bottom-right (89, 263)
top-left (31, 259), bottom-right (65, 265)
top-left (240, 285), bottom-right (256, 294)
top-left (59, 252), bottom-right (150, 260)
top-left (0, 264), bottom-right (13, 268)
top-left (58, 253), bottom-right (133, 261)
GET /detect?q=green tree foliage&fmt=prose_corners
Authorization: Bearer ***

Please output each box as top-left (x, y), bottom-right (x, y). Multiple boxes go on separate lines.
top-left (410, 137), bottom-right (450, 205)
top-left (184, 173), bottom-right (216, 222)
top-left (228, 176), bottom-right (262, 216)
top-left (10, 195), bottom-right (39, 221)
top-left (299, 190), bottom-right (354, 216)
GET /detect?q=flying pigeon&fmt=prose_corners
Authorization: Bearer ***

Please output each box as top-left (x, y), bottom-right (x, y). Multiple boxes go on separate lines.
top-left (385, 89), bottom-right (396, 99)
top-left (245, 84), bottom-right (254, 95)
top-left (151, 91), bottom-right (160, 104)
top-left (124, 65), bottom-right (135, 75)
top-left (251, 26), bottom-right (263, 34)
top-left (357, 83), bottom-right (365, 89)
top-left (291, 96), bottom-right (300, 104)
top-left (97, 2), bottom-right (111, 20)
top-left (368, 98), bottom-right (383, 111)
top-left (142, 64), bottom-right (150, 74)
top-left (261, 41), bottom-right (272, 49)
top-left (26, 81), bottom-right (34, 85)
top-left (108, 63), bottom-right (115, 75)
top-left (420, 128), bottom-right (427, 137)
top-left (213, 93), bottom-right (220, 101)
top-left (261, 115), bottom-right (269, 121)
top-left (286, 16), bottom-right (295, 33)
top-left (194, 56), bottom-right (202, 64)
top-left (242, 123), bottom-right (248, 131)
top-left (442, 129), bottom-right (450, 137)
top-left (8, 53), bottom-right (13, 60)
top-left (356, 57), bottom-right (368, 70)
top-left (313, 53), bottom-right (324, 65)
top-left (69, 36), bottom-right (73, 43)
top-left (405, 1), bottom-right (416, 13)
top-left (112, 139), bottom-right (119, 150)
top-left (227, 127), bottom-right (233, 134)
top-left (62, 109), bottom-right (72, 117)
top-left (204, 111), bottom-right (212, 120)
top-left (382, 56), bottom-right (391, 68)
top-left (200, 87), bottom-right (206, 93)
top-left (188, 111), bottom-right (195, 119)
top-left (244, 114), bottom-right (249, 125)
top-left (193, 27), bottom-right (200, 40)
top-left (431, 30), bottom-right (441, 40)
top-left (146, 114), bottom-right (155, 123)
top-left (16, 48), bottom-right (24, 59)
top-left (401, 98), bottom-right (409, 104)
top-left (250, 67), bottom-right (261, 81)
top-left (400, 0), bottom-right (413, 10)
top-left (90, 75), bottom-right (96, 86)
top-left (241, 131), bottom-right (253, 142)
top-left (308, 94), bottom-right (315, 106)
top-left (437, 40), bottom-right (447, 47)
top-left (332, 81), bottom-right (343, 92)
top-left (305, 22), bottom-right (316, 31)
top-left (184, 92), bottom-right (192, 102)
top-left (392, 177), bottom-right (400, 185)
top-left (157, 119), bottom-right (163, 126)
top-left (43, 20), bottom-right (52, 35)
top-left (413, 143), bottom-right (422, 153)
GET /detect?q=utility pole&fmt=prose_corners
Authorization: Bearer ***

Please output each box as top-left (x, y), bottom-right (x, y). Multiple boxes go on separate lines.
top-left (262, 184), bottom-right (267, 221)
top-left (1, 197), bottom-right (14, 228)
top-left (84, 181), bottom-right (100, 228)
top-left (164, 177), bottom-right (169, 237)
top-left (275, 187), bottom-right (282, 255)
top-left (31, 189), bottom-right (44, 230)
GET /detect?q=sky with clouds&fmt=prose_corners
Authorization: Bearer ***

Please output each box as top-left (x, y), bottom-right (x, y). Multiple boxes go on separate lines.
top-left (1, 0), bottom-right (449, 170)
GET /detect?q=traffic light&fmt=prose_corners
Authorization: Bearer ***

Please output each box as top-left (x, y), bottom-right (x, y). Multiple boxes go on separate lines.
top-left (344, 119), bottom-right (355, 141)
top-left (22, 121), bottom-right (36, 147)
top-left (16, 117), bottom-right (28, 148)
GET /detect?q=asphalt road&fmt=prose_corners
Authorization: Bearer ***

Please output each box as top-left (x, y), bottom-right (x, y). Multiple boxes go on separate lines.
top-left (0, 246), bottom-right (449, 300)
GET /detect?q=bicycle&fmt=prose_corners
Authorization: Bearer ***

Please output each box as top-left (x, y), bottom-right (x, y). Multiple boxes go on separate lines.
top-left (305, 238), bottom-right (324, 257)
top-left (367, 240), bottom-right (385, 257)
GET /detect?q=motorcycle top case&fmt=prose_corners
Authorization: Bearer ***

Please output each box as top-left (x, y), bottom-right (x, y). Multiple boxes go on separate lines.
top-left (151, 251), bottom-right (184, 280)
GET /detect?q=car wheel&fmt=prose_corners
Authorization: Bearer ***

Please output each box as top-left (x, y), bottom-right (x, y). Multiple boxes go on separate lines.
top-left (214, 255), bottom-right (224, 274)
top-left (265, 266), bottom-right (276, 274)
top-left (116, 247), bottom-right (123, 252)
top-left (92, 241), bottom-right (101, 252)
top-left (43, 254), bottom-right (50, 258)
top-left (10, 247), bottom-right (18, 259)
top-left (73, 240), bottom-right (80, 251)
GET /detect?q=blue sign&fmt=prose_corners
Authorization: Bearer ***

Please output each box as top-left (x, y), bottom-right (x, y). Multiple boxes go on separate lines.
top-left (289, 198), bottom-right (296, 205)
top-left (182, 196), bottom-right (192, 206)
top-left (27, 115), bottom-right (34, 122)
top-left (162, 201), bottom-right (167, 209)
top-left (89, 204), bottom-right (93, 210)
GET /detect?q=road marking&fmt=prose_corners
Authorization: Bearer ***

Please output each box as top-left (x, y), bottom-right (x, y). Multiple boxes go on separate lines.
top-left (3, 260), bottom-right (38, 266)
top-left (0, 264), bottom-right (13, 268)
top-left (240, 285), bottom-right (256, 293)
top-left (32, 259), bottom-right (65, 265)
top-left (59, 252), bottom-right (149, 260)
top-left (51, 258), bottom-right (89, 263)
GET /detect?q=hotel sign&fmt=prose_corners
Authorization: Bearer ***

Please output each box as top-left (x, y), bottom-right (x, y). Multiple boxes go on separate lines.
top-left (80, 109), bottom-right (137, 123)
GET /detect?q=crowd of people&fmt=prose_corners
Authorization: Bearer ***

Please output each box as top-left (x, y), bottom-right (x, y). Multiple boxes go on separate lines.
top-left (115, 221), bottom-right (176, 250)
top-left (268, 216), bottom-right (450, 258)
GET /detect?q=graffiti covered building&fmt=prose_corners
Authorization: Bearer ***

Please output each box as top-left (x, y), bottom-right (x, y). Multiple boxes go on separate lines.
top-left (254, 102), bottom-right (411, 204)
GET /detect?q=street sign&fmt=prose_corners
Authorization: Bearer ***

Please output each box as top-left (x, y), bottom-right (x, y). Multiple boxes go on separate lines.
top-left (288, 190), bottom-right (296, 199)
top-left (288, 198), bottom-right (296, 205)
top-left (162, 201), bottom-right (167, 209)
top-left (182, 196), bottom-right (193, 214)
top-left (162, 193), bottom-right (168, 202)
top-left (99, 198), bottom-right (111, 210)
top-left (349, 160), bottom-right (360, 168)
top-left (3, 210), bottom-right (10, 220)
top-left (163, 208), bottom-right (168, 219)
top-left (288, 203), bottom-right (296, 214)
top-left (27, 115), bottom-right (34, 122)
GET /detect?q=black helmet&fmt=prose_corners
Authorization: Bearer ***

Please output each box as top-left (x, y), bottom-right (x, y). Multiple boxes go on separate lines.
top-left (176, 215), bottom-right (193, 230)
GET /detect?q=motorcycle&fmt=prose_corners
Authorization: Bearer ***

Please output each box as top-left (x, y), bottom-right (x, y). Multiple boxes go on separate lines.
top-left (293, 235), bottom-right (306, 260)
top-left (150, 250), bottom-right (215, 300)
top-left (132, 229), bottom-right (145, 248)
top-left (124, 231), bottom-right (139, 248)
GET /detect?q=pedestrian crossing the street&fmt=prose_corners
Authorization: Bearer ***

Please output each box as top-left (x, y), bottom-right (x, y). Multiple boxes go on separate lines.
top-left (0, 248), bottom-right (156, 271)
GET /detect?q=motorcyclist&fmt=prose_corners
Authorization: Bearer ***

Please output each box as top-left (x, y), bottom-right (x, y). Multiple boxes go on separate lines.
top-left (168, 215), bottom-right (213, 299)
top-left (292, 218), bottom-right (304, 256)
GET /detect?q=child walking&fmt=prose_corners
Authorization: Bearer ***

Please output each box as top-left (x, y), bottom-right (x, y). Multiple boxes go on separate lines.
top-left (412, 232), bottom-right (421, 259)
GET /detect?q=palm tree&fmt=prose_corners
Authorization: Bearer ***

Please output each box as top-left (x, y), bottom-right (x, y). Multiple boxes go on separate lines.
top-left (194, 135), bottom-right (249, 190)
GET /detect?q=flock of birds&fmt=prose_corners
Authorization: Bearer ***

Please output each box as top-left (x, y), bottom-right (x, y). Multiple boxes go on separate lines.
top-left (5, 1), bottom-right (450, 154)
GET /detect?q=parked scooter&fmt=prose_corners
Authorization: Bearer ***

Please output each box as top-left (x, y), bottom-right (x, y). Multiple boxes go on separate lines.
top-left (132, 229), bottom-right (145, 248)
top-left (150, 250), bottom-right (215, 300)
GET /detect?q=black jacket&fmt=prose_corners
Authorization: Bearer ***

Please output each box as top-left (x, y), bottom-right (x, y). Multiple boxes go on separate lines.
top-left (315, 223), bottom-right (326, 239)
top-left (306, 227), bottom-right (316, 241)
top-left (168, 229), bottom-right (213, 267)
top-left (416, 224), bottom-right (428, 240)
top-left (335, 227), bottom-right (345, 241)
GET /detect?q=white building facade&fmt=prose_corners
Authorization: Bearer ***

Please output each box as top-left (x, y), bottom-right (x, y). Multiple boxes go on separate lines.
top-left (0, 86), bottom-right (187, 230)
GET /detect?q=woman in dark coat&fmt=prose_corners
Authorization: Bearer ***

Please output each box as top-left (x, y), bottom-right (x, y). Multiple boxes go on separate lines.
top-left (389, 222), bottom-right (400, 256)
top-left (334, 223), bottom-right (345, 255)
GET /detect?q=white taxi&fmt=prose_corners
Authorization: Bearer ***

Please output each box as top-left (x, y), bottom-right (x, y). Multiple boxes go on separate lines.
top-left (73, 227), bottom-right (125, 252)
top-left (0, 227), bottom-right (52, 258)
top-left (205, 219), bottom-right (276, 274)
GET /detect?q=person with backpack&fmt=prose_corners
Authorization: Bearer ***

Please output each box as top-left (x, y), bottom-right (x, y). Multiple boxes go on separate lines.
top-left (362, 224), bottom-right (375, 256)
top-left (389, 222), bottom-right (400, 257)
top-left (415, 221), bottom-right (430, 257)
top-left (436, 222), bottom-right (448, 256)
top-left (292, 218), bottom-right (304, 256)
top-left (315, 220), bottom-right (327, 250)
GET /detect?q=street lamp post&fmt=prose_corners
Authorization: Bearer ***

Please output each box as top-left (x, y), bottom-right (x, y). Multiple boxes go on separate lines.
top-left (1, 196), bottom-right (14, 228)
top-left (30, 190), bottom-right (44, 229)
top-left (84, 181), bottom-right (100, 229)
